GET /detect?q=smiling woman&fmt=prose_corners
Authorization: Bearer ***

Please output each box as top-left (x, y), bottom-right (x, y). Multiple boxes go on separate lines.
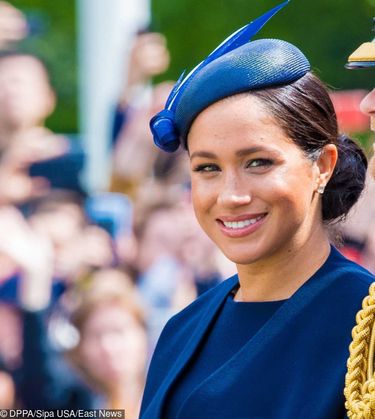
top-left (190, 95), bottom-right (318, 253)
top-left (140, 2), bottom-right (375, 418)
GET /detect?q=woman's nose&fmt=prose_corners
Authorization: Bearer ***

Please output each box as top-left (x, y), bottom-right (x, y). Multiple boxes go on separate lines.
top-left (217, 175), bottom-right (251, 207)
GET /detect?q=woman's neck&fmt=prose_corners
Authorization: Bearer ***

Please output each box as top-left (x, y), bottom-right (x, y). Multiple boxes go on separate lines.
top-left (235, 225), bottom-right (331, 302)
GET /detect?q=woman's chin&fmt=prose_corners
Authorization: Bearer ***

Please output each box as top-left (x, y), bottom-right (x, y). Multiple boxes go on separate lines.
top-left (220, 248), bottom-right (264, 266)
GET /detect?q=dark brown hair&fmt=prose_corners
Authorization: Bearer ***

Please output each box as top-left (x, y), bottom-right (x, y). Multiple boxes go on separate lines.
top-left (250, 72), bottom-right (367, 222)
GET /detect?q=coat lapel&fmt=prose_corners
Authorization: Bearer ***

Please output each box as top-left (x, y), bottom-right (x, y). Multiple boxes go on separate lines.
top-left (176, 247), bottom-right (351, 407)
top-left (143, 275), bottom-right (239, 418)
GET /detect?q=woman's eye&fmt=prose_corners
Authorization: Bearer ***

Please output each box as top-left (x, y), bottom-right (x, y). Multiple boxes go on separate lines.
top-left (193, 164), bottom-right (220, 173)
top-left (246, 159), bottom-right (273, 168)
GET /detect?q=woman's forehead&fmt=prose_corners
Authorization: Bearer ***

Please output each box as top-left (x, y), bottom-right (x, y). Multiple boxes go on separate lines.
top-left (187, 97), bottom-right (307, 162)
top-left (191, 94), bottom-right (268, 128)
top-left (189, 95), bottom-right (286, 145)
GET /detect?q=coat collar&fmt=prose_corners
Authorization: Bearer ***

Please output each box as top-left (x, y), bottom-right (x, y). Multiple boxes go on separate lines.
top-left (142, 247), bottom-right (353, 418)
top-left (143, 275), bottom-right (239, 418)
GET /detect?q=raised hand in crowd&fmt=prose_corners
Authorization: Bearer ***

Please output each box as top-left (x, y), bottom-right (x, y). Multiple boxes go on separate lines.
top-left (0, 128), bottom-right (67, 205)
top-left (119, 31), bottom-right (170, 107)
top-left (0, 205), bottom-right (54, 310)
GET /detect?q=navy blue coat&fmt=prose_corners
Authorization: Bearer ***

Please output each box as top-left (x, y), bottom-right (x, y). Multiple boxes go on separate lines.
top-left (140, 248), bottom-right (374, 419)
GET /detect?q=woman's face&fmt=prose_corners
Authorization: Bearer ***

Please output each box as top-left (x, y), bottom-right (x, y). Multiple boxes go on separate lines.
top-left (188, 94), bottom-right (322, 266)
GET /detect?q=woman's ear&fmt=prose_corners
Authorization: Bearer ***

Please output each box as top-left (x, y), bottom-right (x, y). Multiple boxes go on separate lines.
top-left (315, 144), bottom-right (338, 192)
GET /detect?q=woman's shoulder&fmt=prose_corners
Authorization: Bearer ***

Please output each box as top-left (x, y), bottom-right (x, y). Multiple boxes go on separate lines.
top-left (324, 246), bottom-right (374, 297)
top-left (330, 246), bottom-right (374, 281)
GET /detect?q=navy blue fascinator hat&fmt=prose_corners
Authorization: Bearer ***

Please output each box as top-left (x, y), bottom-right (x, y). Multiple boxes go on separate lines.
top-left (150, 0), bottom-right (310, 152)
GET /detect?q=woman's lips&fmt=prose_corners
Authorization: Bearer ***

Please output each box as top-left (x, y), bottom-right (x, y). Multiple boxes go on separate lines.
top-left (216, 213), bottom-right (267, 238)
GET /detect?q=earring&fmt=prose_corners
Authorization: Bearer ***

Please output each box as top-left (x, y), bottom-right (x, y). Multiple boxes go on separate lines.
top-left (317, 185), bottom-right (325, 194)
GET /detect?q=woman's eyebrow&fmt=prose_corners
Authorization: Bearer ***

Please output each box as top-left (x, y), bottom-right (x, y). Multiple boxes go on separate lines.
top-left (190, 146), bottom-right (279, 161)
top-left (190, 151), bottom-right (217, 160)
top-left (235, 146), bottom-right (271, 157)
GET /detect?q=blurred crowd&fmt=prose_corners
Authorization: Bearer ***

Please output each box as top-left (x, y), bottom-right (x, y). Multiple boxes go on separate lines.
top-left (0, 0), bottom-right (373, 415)
top-left (0, 1), bottom-right (234, 413)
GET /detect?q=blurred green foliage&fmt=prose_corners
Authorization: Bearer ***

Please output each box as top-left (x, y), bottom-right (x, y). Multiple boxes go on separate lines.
top-left (5, 0), bottom-right (374, 137)
top-left (152, 0), bottom-right (373, 91)
top-left (11, 0), bottom-right (77, 133)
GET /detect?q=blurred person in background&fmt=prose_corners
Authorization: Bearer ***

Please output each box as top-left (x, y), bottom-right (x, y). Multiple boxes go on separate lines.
top-left (0, 0), bottom-right (232, 410)
top-left (21, 268), bottom-right (147, 414)
top-left (0, 1), bottom-right (146, 411)
top-left (0, 192), bottom-right (115, 313)
top-left (0, 190), bottom-right (120, 407)
top-left (0, 300), bottom-right (22, 407)
top-left (84, 192), bottom-right (138, 273)
top-left (0, 301), bottom-right (19, 407)
top-left (0, 1), bottom-right (28, 50)
top-left (0, 210), bottom-right (147, 413)
top-left (133, 188), bottom-right (234, 350)
top-left (0, 204), bottom-right (52, 401)
top-left (0, 303), bottom-right (22, 372)
top-left (176, 201), bottom-right (234, 296)
top-left (27, 191), bottom-right (114, 283)
top-left (134, 200), bottom-right (197, 349)
top-left (0, 2), bottom-right (85, 201)
top-left (0, 51), bottom-right (56, 150)
top-left (340, 19), bottom-right (375, 272)
top-left (0, 363), bottom-right (15, 408)
top-left (110, 30), bottom-right (190, 199)
top-left (0, 0), bottom-right (113, 303)
top-left (0, 51), bottom-right (68, 205)
top-left (69, 278), bottom-right (148, 415)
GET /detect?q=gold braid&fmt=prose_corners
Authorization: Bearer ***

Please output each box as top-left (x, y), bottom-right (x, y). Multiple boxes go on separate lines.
top-left (345, 282), bottom-right (375, 418)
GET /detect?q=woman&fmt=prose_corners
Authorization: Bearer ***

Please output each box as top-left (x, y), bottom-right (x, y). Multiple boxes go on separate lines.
top-left (140, 2), bottom-right (374, 419)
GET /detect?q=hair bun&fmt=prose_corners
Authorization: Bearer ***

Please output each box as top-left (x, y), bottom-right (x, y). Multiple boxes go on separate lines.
top-left (323, 134), bottom-right (368, 222)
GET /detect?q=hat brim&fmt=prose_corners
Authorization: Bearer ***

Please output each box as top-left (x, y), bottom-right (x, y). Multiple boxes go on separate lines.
top-left (345, 61), bottom-right (375, 69)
